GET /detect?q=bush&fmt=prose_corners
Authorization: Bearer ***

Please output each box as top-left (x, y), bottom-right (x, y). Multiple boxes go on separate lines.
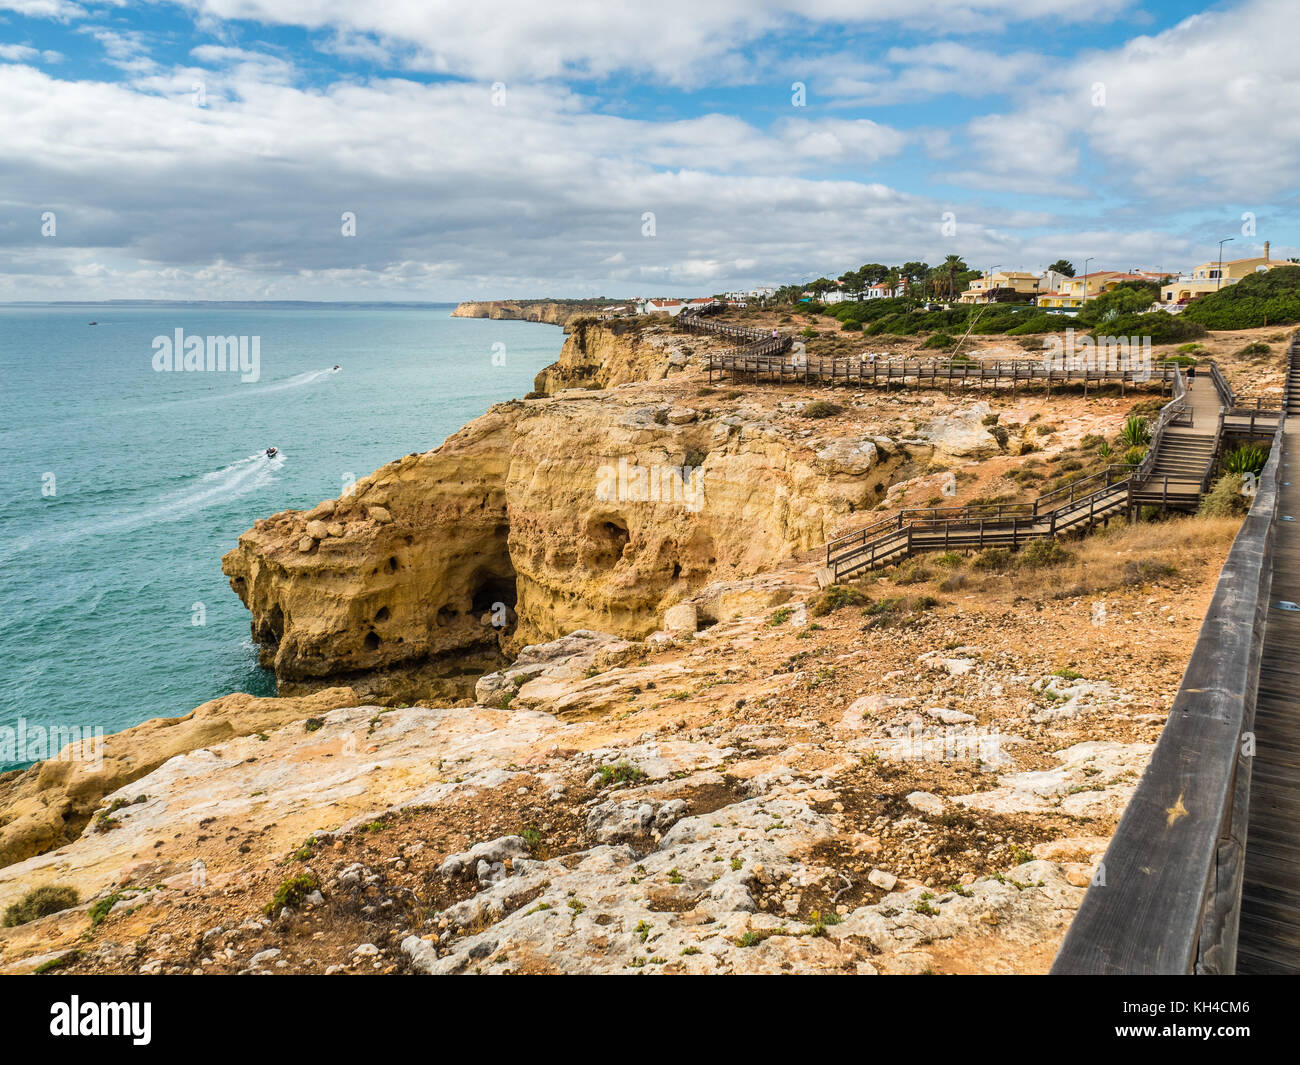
top-left (265, 873), bottom-right (320, 915)
top-left (1076, 281), bottom-right (1161, 325)
top-left (972, 547), bottom-right (1013, 571)
top-left (895, 560), bottom-right (933, 585)
top-left (840, 320), bottom-right (863, 332)
top-left (1199, 473), bottom-right (1251, 517)
top-left (1237, 341), bottom-right (1271, 356)
top-left (1019, 538), bottom-right (1073, 569)
top-left (1183, 266), bottom-right (1300, 329)
top-left (809, 585), bottom-right (869, 616)
top-left (1124, 445), bottom-right (1148, 466)
top-left (1224, 443), bottom-right (1268, 475)
top-left (938, 572), bottom-right (969, 592)
top-left (801, 401), bottom-right (843, 419)
top-left (1091, 312), bottom-right (1206, 344)
top-left (922, 332), bottom-right (954, 349)
top-left (4, 885), bottom-right (80, 927)
top-left (1120, 415), bottom-right (1152, 448)
top-left (988, 425), bottom-right (1010, 450)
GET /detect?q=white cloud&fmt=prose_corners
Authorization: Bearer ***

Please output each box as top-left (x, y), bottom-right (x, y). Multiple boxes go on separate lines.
top-left (956, 0), bottom-right (1300, 205)
top-left (155, 0), bottom-right (1135, 84)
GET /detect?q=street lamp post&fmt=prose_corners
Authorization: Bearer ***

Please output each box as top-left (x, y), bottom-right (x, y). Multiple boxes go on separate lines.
top-left (1217, 238), bottom-right (1234, 290)
top-left (1081, 257), bottom-right (1094, 309)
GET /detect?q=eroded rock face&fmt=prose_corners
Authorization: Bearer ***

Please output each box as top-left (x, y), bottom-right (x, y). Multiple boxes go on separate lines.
top-left (223, 382), bottom-right (896, 703)
top-left (0, 687), bottom-right (357, 869)
top-left (532, 320), bottom-right (696, 394)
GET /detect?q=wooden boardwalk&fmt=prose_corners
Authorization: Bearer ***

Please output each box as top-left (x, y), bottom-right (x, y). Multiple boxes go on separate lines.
top-left (1237, 352), bottom-right (1300, 973)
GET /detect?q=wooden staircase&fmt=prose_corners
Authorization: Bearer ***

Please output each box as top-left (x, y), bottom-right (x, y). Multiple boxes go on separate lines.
top-left (823, 363), bottom-right (1206, 582)
top-left (1129, 432), bottom-right (1217, 510)
top-left (1288, 342), bottom-right (1300, 416)
top-left (824, 468), bottom-right (1132, 581)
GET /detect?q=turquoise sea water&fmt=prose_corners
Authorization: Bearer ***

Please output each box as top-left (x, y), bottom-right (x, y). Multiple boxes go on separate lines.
top-left (0, 304), bottom-right (563, 765)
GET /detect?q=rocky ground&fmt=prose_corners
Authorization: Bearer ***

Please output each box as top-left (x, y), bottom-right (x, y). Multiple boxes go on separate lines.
top-left (0, 315), bottom-right (1266, 975)
top-left (0, 508), bottom-right (1238, 974)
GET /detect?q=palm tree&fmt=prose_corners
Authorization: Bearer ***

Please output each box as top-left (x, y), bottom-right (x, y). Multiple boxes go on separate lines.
top-left (941, 255), bottom-right (967, 301)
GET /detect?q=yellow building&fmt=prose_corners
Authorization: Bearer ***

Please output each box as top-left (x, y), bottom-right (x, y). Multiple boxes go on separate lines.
top-left (1161, 243), bottom-right (1278, 304)
top-left (1036, 271), bottom-right (1138, 310)
top-left (957, 270), bottom-right (1042, 304)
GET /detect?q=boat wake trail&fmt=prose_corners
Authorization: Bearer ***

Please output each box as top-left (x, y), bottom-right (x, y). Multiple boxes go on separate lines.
top-left (0, 452), bottom-right (285, 562)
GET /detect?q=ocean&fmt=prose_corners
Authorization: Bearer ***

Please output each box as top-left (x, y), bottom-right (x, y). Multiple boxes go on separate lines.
top-left (0, 304), bottom-right (564, 766)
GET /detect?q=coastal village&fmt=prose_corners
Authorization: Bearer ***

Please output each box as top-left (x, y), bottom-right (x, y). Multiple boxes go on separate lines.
top-left (628, 242), bottom-right (1287, 318)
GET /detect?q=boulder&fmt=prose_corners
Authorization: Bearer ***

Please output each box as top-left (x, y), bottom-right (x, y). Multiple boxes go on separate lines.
top-left (906, 791), bottom-right (946, 816)
top-left (813, 439), bottom-right (879, 476)
top-left (367, 505), bottom-right (393, 524)
top-left (663, 603), bottom-right (698, 633)
top-left (305, 520), bottom-right (330, 539)
top-left (868, 869), bottom-right (898, 891)
top-left (297, 536), bottom-right (316, 553)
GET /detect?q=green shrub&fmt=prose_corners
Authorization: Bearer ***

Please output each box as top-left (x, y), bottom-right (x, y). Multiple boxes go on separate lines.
top-left (801, 401), bottom-right (842, 419)
top-left (4, 885), bottom-right (80, 927)
top-left (809, 585), bottom-right (868, 616)
top-left (1075, 281), bottom-right (1161, 325)
top-left (1183, 266), bottom-right (1300, 329)
top-left (1019, 538), bottom-right (1073, 569)
top-left (1120, 415), bottom-right (1152, 448)
top-left (922, 332), bottom-right (954, 349)
top-left (972, 547), bottom-right (1013, 571)
top-left (1090, 312), bottom-right (1206, 343)
top-left (1199, 473), bottom-right (1251, 517)
top-left (1236, 341), bottom-right (1271, 356)
top-left (895, 560), bottom-right (933, 585)
top-left (265, 873), bottom-right (320, 915)
top-left (1224, 444), bottom-right (1268, 475)
top-left (988, 425), bottom-right (1010, 449)
top-left (1124, 446), bottom-right (1147, 466)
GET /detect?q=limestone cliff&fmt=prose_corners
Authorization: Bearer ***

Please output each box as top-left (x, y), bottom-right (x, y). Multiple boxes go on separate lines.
top-left (532, 318), bottom-right (696, 394)
top-left (0, 687), bottom-right (356, 869)
top-left (450, 300), bottom-right (598, 327)
top-left (222, 340), bottom-right (902, 702)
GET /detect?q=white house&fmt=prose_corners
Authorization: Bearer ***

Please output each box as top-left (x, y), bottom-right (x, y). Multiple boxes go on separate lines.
top-left (864, 282), bottom-right (906, 299)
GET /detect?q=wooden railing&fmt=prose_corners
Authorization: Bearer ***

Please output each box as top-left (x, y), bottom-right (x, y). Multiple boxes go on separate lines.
top-left (1053, 333), bottom-right (1297, 973)
top-left (1132, 364), bottom-right (1188, 486)
top-left (1052, 418), bottom-right (1286, 973)
top-left (824, 471), bottom-right (1133, 580)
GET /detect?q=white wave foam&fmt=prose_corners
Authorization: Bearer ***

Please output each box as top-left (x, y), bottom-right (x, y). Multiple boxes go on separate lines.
top-left (0, 452), bottom-right (285, 560)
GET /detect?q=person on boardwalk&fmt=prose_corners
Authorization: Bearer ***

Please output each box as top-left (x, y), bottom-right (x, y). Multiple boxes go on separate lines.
top-left (1187, 363), bottom-right (1197, 389)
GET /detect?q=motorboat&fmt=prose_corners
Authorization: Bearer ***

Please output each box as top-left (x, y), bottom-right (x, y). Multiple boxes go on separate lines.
top-left (265, 446), bottom-right (278, 458)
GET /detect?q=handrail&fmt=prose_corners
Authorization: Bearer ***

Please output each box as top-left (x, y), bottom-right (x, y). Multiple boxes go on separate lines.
top-left (1133, 364), bottom-right (1187, 485)
top-left (1208, 359), bottom-right (1236, 408)
top-left (1052, 419), bottom-right (1285, 973)
top-left (826, 476), bottom-right (1131, 576)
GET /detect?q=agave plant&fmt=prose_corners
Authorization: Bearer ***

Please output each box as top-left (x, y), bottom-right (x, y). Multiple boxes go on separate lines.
top-left (1097, 440), bottom-right (1113, 459)
top-left (1120, 415), bottom-right (1152, 449)
top-left (1224, 444), bottom-right (1268, 476)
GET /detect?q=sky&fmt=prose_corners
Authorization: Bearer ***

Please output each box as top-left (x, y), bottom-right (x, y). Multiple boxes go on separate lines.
top-left (0, 0), bottom-right (1297, 301)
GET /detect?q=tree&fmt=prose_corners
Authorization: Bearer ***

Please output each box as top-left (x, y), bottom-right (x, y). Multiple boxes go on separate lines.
top-left (1048, 259), bottom-right (1076, 278)
top-left (939, 255), bottom-right (968, 301)
top-left (901, 261), bottom-right (929, 298)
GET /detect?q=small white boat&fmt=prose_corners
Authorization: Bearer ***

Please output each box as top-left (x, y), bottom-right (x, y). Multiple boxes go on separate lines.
top-left (265, 446), bottom-right (278, 458)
